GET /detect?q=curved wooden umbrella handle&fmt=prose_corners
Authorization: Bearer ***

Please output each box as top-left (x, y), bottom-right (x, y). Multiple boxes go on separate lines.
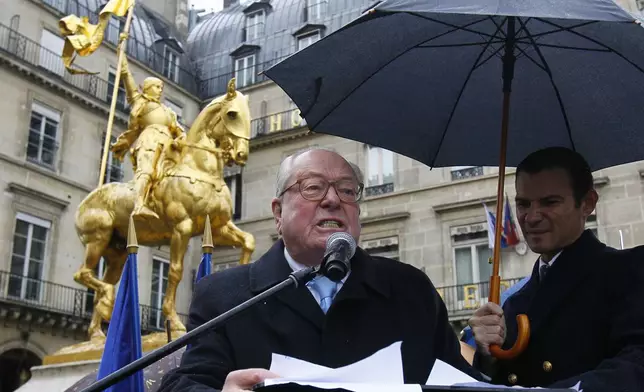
top-left (489, 314), bottom-right (530, 360)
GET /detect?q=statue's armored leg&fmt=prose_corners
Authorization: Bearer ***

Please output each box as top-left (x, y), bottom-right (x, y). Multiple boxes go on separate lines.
top-left (162, 218), bottom-right (192, 334)
top-left (213, 221), bottom-right (256, 265)
top-left (132, 147), bottom-right (163, 220)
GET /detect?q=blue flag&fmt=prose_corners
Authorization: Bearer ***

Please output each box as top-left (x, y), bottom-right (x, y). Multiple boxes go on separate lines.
top-left (195, 252), bottom-right (212, 284)
top-left (96, 252), bottom-right (144, 392)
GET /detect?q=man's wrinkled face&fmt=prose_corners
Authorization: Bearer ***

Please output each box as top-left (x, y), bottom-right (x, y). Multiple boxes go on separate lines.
top-left (515, 168), bottom-right (597, 259)
top-left (271, 150), bottom-right (362, 266)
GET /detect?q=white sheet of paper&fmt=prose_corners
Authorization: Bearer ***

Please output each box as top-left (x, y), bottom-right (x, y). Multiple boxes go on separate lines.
top-left (262, 380), bottom-right (421, 392)
top-left (269, 341), bottom-right (405, 384)
top-left (426, 359), bottom-right (479, 386)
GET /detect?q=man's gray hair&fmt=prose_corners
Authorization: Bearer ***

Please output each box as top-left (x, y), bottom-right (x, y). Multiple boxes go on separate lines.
top-left (275, 146), bottom-right (364, 197)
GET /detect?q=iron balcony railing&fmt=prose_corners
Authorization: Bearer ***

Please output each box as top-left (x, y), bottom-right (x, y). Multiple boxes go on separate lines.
top-left (0, 23), bottom-right (133, 116)
top-left (0, 270), bottom-right (187, 332)
top-left (39, 0), bottom-right (200, 95)
top-left (436, 277), bottom-right (525, 317)
top-left (250, 107), bottom-right (306, 139)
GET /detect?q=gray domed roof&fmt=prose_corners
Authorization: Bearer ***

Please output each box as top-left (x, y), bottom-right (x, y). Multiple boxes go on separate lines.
top-left (187, 0), bottom-right (377, 98)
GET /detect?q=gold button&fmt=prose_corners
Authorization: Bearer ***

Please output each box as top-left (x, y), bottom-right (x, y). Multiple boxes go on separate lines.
top-left (508, 374), bottom-right (518, 384)
top-left (543, 361), bottom-right (553, 372)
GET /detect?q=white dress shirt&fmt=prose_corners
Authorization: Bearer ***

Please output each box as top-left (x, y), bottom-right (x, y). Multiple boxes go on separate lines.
top-left (284, 247), bottom-right (350, 305)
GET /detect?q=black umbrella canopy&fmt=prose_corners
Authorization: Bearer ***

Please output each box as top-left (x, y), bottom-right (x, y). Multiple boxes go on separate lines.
top-left (264, 0), bottom-right (644, 171)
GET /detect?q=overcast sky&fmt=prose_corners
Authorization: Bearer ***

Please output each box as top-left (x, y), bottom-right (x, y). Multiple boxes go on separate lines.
top-left (190, 0), bottom-right (223, 13)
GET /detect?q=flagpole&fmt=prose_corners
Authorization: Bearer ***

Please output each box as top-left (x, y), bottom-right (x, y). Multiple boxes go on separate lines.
top-left (98, 2), bottom-right (135, 187)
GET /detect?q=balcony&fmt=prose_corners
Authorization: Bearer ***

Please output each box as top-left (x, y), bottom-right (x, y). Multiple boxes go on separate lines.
top-left (365, 183), bottom-right (394, 197)
top-left (0, 270), bottom-right (187, 337)
top-left (0, 23), bottom-right (131, 116)
top-left (436, 277), bottom-right (525, 320)
top-left (251, 108), bottom-right (307, 139)
top-left (451, 166), bottom-right (484, 181)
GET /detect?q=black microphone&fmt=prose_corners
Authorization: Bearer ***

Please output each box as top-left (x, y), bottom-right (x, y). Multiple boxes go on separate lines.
top-left (321, 232), bottom-right (357, 282)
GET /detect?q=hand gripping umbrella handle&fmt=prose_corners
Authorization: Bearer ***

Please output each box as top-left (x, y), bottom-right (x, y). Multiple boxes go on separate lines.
top-left (489, 314), bottom-right (530, 360)
top-left (488, 276), bottom-right (530, 360)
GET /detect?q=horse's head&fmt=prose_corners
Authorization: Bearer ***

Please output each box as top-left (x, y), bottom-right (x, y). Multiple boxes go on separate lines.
top-left (199, 79), bottom-right (251, 167)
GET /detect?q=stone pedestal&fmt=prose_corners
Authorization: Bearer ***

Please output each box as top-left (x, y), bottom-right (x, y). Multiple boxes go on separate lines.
top-left (16, 346), bottom-right (186, 392)
top-left (15, 359), bottom-right (100, 392)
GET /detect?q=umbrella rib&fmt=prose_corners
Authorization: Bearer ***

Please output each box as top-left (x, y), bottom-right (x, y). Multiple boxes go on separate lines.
top-left (429, 18), bottom-right (509, 168)
top-left (524, 21), bottom-right (597, 40)
top-left (410, 13), bottom-right (503, 40)
top-left (473, 45), bottom-right (505, 70)
top-left (536, 18), bottom-right (644, 74)
top-left (518, 19), bottom-right (576, 150)
top-left (515, 41), bottom-right (611, 52)
top-left (418, 41), bottom-right (506, 48)
top-left (512, 44), bottom-right (547, 72)
top-left (306, 16), bottom-right (491, 127)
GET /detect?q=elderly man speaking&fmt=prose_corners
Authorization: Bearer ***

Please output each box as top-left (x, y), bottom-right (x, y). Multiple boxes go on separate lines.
top-left (158, 147), bottom-right (477, 392)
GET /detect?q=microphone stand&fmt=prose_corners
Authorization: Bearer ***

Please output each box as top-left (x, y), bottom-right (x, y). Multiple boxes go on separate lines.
top-left (80, 266), bottom-right (319, 392)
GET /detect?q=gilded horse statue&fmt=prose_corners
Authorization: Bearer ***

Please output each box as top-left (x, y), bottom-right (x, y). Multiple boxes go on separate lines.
top-left (73, 80), bottom-right (255, 340)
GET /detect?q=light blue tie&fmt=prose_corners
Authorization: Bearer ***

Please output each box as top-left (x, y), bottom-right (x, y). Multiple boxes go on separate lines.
top-left (309, 276), bottom-right (338, 314)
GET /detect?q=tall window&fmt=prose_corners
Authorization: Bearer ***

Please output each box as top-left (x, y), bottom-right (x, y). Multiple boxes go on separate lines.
top-left (365, 145), bottom-right (394, 196)
top-left (43, 0), bottom-right (68, 13)
top-left (234, 55), bottom-right (256, 88)
top-left (225, 174), bottom-right (243, 221)
top-left (107, 67), bottom-right (127, 111)
top-left (297, 31), bottom-right (320, 51)
top-left (100, 134), bottom-right (123, 183)
top-left (306, 0), bottom-right (327, 20)
top-left (8, 213), bottom-right (50, 301)
top-left (164, 98), bottom-right (184, 125)
top-left (245, 10), bottom-right (265, 40)
top-left (452, 228), bottom-right (493, 304)
top-left (163, 47), bottom-right (180, 83)
top-left (149, 258), bottom-right (169, 329)
top-left (27, 101), bottom-right (60, 169)
top-left (106, 16), bottom-right (121, 45)
top-left (39, 29), bottom-right (64, 76)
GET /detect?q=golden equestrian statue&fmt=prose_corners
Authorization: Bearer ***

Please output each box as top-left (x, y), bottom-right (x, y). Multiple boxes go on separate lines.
top-left (64, 68), bottom-right (255, 349)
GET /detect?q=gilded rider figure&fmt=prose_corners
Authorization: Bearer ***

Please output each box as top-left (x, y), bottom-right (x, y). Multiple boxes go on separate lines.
top-left (111, 54), bottom-right (184, 220)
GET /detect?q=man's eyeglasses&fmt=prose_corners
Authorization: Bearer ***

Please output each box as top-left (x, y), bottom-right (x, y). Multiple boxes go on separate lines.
top-left (279, 177), bottom-right (364, 203)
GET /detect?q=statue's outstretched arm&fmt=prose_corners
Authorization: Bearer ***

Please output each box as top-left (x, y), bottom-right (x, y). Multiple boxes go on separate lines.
top-left (119, 55), bottom-right (139, 105)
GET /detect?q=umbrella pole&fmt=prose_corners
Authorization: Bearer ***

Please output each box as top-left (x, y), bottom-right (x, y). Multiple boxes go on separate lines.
top-left (489, 16), bottom-right (530, 360)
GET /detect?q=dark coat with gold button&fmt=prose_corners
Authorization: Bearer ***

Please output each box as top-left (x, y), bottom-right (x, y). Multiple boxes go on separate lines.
top-left (476, 230), bottom-right (644, 392)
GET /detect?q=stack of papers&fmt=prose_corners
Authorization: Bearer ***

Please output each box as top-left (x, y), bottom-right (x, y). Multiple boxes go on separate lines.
top-left (261, 341), bottom-right (582, 392)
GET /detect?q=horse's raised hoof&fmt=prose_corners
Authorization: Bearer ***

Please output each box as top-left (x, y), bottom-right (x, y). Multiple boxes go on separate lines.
top-left (168, 318), bottom-right (187, 333)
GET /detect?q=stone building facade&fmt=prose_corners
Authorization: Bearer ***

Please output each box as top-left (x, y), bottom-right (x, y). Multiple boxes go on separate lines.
top-left (0, 0), bottom-right (643, 390)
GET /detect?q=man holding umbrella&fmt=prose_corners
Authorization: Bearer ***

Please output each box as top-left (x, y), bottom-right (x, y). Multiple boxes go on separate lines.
top-left (469, 147), bottom-right (644, 391)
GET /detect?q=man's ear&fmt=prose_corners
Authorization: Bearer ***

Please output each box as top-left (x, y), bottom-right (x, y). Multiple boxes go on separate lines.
top-left (582, 189), bottom-right (599, 217)
top-left (271, 197), bottom-right (282, 233)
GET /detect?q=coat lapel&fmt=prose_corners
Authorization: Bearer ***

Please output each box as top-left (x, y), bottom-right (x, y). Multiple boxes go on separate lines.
top-left (524, 230), bottom-right (605, 334)
top-left (249, 240), bottom-right (325, 330)
top-left (334, 248), bottom-right (391, 304)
